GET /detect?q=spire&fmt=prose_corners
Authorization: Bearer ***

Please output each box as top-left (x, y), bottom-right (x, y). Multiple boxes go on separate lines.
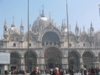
top-left (75, 22), bottom-right (79, 36)
top-left (76, 22), bottom-right (78, 27)
top-left (29, 24), bottom-right (31, 30)
top-left (11, 16), bottom-right (16, 27)
top-left (90, 22), bottom-right (94, 32)
top-left (13, 16), bottom-right (15, 23)
top-left (83, 26), bottom-right (86, 32)
top-left (75, 22), bottom-right (79, 31)
top-left (80, 29), bottom-right (81, 35)
top-left (4, 20), bottom-right (7, 27)
top-left (49, 12), bottom-right (51, 21)
top-left (21, 20), bottom-right (23, 27)
top-left (41, 5), bottom-right (45, 17)
top-left (62, 20), bottom-right (64, 26)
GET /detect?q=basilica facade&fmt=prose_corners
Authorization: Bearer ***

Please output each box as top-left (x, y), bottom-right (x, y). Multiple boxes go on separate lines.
top-left (0, 10), bottom-right (100, 72)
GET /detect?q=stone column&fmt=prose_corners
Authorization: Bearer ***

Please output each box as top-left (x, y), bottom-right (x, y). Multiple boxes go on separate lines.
top-left (62, 57), bottom-right (68, 69)
top-left (21, 55), bottom-right (25, 71)
top-left (94, 57), bottom-right (99, 68)
top-left (37, 57), bottom-right (40, 68)
top-left (80, 57), bottom-right (83, 69)
top-left (39, 58), bottom-right (45, 70)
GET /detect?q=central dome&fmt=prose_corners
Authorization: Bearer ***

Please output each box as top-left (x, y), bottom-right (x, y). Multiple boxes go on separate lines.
top-left (32, 16), bottom-right (50, 32)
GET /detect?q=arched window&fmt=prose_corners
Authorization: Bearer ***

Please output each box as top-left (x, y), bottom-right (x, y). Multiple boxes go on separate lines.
top-left (13, 43), bottom-right (16, 47)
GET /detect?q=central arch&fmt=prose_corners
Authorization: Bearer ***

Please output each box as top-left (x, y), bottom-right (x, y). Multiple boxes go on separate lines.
top-left (44, 47), bottom-right (62, 69)
top-left (42, 31), bottom-right (60, 46)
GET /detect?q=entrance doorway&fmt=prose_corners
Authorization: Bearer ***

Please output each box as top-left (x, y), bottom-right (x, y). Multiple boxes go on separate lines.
top-left (48, 63), bottom-right (54, 68)
top-left (44, 47), bottom-right (62, 69)
top-left (47, 58), bottom-right (56, 68)
top-left (11, 66), bottom-right (16, 71)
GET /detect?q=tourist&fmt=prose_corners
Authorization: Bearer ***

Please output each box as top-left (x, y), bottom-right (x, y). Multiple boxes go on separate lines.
top-left (16, 69), bottom-right (20, 74)
top-left (50, 68), bottom-right (53, 74)
top-left (52, 67), bottom-right (60, 75)
top-left (30, 67), bottom-right (41, 75)
top-left (88, 68), bottom-right (91, 75)
top-left (96, 67), bottom-right (99, 75)
top-left (84, 68), bottom-right (87, 75)
top-left (91, 67), bottom-right (94, 75)
top-left (60, 69), bottom-right (64, 75)
top-left (72, 68), bottom-right (74, 75)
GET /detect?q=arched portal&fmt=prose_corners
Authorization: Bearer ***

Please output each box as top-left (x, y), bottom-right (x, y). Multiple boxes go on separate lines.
top-left (44, 47), bottom-right (62, 69)
top-left (82, 51), bottom-right (94, 69)
top-left (24, 51), bottom-right (37, 72)
top-left (68, 51), bottom-right (80, 71)
top-left (47, 58), bottom-right (56, 68)
top-left (10, 52), bottom-right (20, 71)
top-left (42, 32), bottom-right (60, 46)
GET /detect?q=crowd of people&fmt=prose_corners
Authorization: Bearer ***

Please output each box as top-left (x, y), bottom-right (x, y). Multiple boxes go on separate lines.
top-left (84, 67), bottom-right (99, 75)
top-left (30, 67), bottom-right (100, 75)
top-left (3, 67), bottom-right (100, 75)
top-left (4, 69), bottom-right (25, 75)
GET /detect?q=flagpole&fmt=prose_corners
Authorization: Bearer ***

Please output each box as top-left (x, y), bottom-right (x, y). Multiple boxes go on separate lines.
top-left (99, 4), bottom-right (100, 17)
top-left (27, 0), bottom-right (30, 73)
top-left (66, 0), bottom-right (69, 69)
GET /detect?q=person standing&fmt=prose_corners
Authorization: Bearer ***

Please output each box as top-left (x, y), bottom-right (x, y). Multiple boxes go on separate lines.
top-left (88, 68), bottom-right (91, 75)
top-left (30, 67), bottom-right (41, 75)
top-left (52, 67), bottom-right (60, 75)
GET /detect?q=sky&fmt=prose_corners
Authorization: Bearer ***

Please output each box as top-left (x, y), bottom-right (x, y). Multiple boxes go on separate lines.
top-left (0, 0), bottom-right (100, 39)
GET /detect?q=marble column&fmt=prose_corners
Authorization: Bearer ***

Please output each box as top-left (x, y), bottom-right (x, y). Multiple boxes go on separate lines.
top-left (94, 57), bottom-right (99, 68)
top-left (80, 57), bottom-right (83, 69)
top-left (21, 56), bottom-right (25, 70)
top-left (39, 58), bottom-right (45, 70)
top-left (62, 57), bottom-right (68, 69)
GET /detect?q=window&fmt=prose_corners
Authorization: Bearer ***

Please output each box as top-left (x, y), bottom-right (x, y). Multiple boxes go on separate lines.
top-left (5, 28), bottom-right (6, 31)
top-left (29, 43), bottom-right (31, 47)
top-left (46, 42), bottom-right (48, 45)
top-left (11, 37), bottom-right (14, 41)
top-left (42, 42), bottom-right (44, 46)
top-left (83, 43), bottom-right (85, 46)
top-left (69, 43), bottom-right (71, 47)
top-left (16, 38), bottom-right (18, 41)
top-left (13, 43), bottom-right (16, 47)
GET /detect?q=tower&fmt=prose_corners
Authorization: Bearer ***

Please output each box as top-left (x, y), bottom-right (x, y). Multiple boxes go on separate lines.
top-left (3, 20), bottom-right (8, 40)
top-left (20, 21), bottom-right (24, 41)
top-left (20, 21), bottom-right (24, 35)
top-left (4, 20), bottom-right (8, 33)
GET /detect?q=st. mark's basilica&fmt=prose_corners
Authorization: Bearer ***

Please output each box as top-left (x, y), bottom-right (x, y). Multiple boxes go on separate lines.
top-left (0, 8), bottom-right (100, 72)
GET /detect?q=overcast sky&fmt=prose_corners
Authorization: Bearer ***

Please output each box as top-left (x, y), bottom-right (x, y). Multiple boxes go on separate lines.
top-left (0, 0), bottom-right (100, 38)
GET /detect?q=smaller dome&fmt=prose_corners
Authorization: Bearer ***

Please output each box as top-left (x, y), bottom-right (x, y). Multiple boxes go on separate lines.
top-left (8, 27), bottom-right (20, 35)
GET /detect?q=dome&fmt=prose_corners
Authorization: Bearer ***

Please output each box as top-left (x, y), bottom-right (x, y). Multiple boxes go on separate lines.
top-left (8, 27), bottom-right (20, 35)
top-left (32, 16), bottom-right (50, 31)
